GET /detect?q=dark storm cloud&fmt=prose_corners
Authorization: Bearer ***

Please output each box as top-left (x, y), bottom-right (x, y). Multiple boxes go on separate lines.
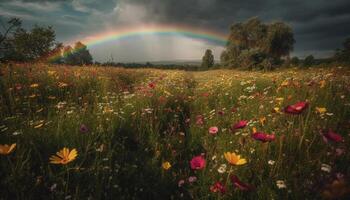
top-left (1, 0), bottom-right (350, 58)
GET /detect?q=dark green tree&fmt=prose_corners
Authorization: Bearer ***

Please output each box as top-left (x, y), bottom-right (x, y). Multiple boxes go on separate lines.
top-left (290, 56), bottom-right (300, 66)
top-left (62, 42), bottom-right (93, 65)
top-left (303, 55), bottom-right (315, 66)
top-left (334, 37), bottom-right (350, 63)
top-left (202, 49), bottom-right (214, 68)
top-left (221, 17), bottom-right (295, 70)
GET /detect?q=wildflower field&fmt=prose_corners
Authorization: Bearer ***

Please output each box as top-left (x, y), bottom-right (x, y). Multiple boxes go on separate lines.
top-left (0, 63), bottom-right (350, 199)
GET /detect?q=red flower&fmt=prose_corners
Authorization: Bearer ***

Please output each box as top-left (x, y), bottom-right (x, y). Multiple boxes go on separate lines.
top-left (322, 129), bottom-right (343, 143)
top-left (210, 181), bottom-right (226, 194)
top-left (230, 175), bottom-right (254, 191)
top-left (252, 132), bottom-right (275, 142)
top-left (284, 101), bottom-right (309, 114)
top-left (232, 120), bottom-right (248, 130)
top-left (148, 82), bottom-right (156, 89)
top-left (190, 155), bottom-right (206, 170)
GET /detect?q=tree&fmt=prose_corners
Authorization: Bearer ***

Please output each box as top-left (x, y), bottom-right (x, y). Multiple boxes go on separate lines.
top-left (202, 49), bottom-right (214, 68)
top-left (290, 56), bottom-right (300, 66)
top-left (303, 55), bottom-right (315, 66)
top-left (221, 17), bottom-right (295, 70)
top-left (62, 42), bottom-right (93, 65)
top-left (334, 37), bottom-right (350, 63)
top-left (0, 18), bottom-right (22, 61)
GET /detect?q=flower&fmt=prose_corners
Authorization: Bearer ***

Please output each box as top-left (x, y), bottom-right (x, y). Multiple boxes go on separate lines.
top-left (190, 155), bottom-right (206, 170)
top-left (217, 164), bottom-right (227, 173)
top-left (276, 180), bottom-right (287, 189)
top-left (162, 161), bottom-right (171, 170)
top-left (284, 101), bottom-right (309, 114)
top-left (195, 115), bottom-right (204, 125)
top-left (210, 181), bottom-right (226, 194)
top-left (148, 82), bottom-right (156, 89)
top-left (209, 126), bottom-right (219, 135)
top-left (231, 175), bottom-right (254, 191)
top-left (79, 124), bottom-right (89, 133)
top-left (178, 179), bottom-right (185, 187)
top-left (315, 107), bottom-right (327, 114)
top-left (188, 176), bottom-right (197, 183)
top-left (321, 163), bottom-right (332, 173)
top-left (30, 83), bottom-right (39, 88)
top-left (232, 120), bottom-right (248, 130)
top-left (252, 132), bottom-right (276, 142)
top-left (268, 160), bottom-right (275, 165)
top-left (0, 143), bottom-right (16, 155)
top-left (322, 129), bottom-right (343, 143)
top-left (49, 147), bottom-right (78, 165)
top-left (224, 152), bottom-right (247, 165)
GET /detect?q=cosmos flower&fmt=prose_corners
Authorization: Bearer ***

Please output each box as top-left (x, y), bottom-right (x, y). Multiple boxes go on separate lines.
top-left (49, 147), bottom-right (78, 165)
top-left (322, 129), bottom-right (343, 143)
top-left (224, 152), bottom-right (247, 165)
top-left (79, 124), bottom-right (89, 133)
top-left (231, 175), bottom-right (254, 191)
top-left (0, 143), bottom-right (16, 155)
top-left (148, 82), bottom-right (156, 89)
top-left (209, 126), bottom-right (219, 135)
top-left (162, 161), bottom-right (171, 170)
top-left (232, 120), bottom-right (248, 130)
top-left (210, 181), bottom-right (226, 194)
top-left (190, 155), bottom-right (206, 170)
top-left (188, 176), bottom-right (197, 183)
top-left (284, 101), bottom-right (309, 114)
top-left (252, 132), bottom-right (276, 142)
top-left (195, 115), bottom-right (204, 125)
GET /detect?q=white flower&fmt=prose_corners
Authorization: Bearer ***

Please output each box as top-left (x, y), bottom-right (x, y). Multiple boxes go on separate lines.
top-left (268, 160), bottom-right (275, 165)
top-left (276, 180), bottom-right (287, 189)
top-left (321, 163), bottom-right (332, 173)
top-left (217, 164), bottom-right (227, 174)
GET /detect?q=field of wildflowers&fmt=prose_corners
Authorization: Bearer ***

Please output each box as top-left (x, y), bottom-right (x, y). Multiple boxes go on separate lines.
top-left (0, 63), bottom-right (349, 199)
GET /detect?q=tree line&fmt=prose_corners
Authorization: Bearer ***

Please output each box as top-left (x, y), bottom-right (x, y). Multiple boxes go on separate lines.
top-left (0, 18), bottom-right (93, 65)
top-left (1, 17), bottom-right (349, 69)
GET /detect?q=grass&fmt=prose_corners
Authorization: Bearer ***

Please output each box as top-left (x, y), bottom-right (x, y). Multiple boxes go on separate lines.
top-left (0, 63), bottom-right (349, 199)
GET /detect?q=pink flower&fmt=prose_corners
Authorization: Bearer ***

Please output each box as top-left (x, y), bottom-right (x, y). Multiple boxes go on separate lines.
top-left (322, 129), bottom-right (343, 143)
top-left (209, 126), bottom-right (219, 135)
top-left (217, 110), bottom-right (225, 116)
top-left (195, 115), bottom-right (204, 126)
top-left (252, 132), bottom-right (275, 142)
top-left (232, 120), bottom-right (248, 130)
top-left (210, 181), bottom-right (226, 194)
top-left (230, 175), bottom-right (254, 191)
top-left (178, 179), bottom-right (185, 187)
top-left (190, 155), bottom-right (206, 170)
top-left (188, 176), bottom-right (197, 183)
top-left (284, 101), bottom-right (309, 114)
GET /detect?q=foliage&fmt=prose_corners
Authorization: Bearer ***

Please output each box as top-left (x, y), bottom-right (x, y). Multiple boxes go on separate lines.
top-left (0, 63), bottom-right (349, 199)
top-left (0, 18), bottom-right (60, 62)
top-left (334, 37), bottom-right (350, 63)
top-left (201, 49), bottom-right (214, 68)
top-left (60, 42), bottom-right (93, 65)
top-left (303, 55), bottom-right (315, 66)
top-left (221, 17), bottom-right (295, 70)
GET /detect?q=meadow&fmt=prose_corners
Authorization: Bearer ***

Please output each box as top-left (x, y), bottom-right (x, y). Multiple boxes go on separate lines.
top-left (0, 63), bottom-right (349, 199)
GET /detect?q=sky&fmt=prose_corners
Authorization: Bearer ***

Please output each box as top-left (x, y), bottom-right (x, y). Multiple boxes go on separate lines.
top-left (0, 0), bottom-right (350, 62)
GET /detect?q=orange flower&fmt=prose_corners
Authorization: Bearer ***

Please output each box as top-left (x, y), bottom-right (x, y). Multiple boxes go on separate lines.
top-left (224, 152), bottom-right (247, 165)
top-left (30, 83), bottom-right (39, 88)
top-left (0, 143), bottom-right (16, 155)
top-left (49, 147), bottom-right (78, 165)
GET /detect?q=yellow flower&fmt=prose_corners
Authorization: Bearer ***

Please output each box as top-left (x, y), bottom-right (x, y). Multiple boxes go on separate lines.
top-left (49, 147), bottom-right (78, 165)
top-left (280, 80), bottom-right (289, 87)
top-left (273, 107), bottom-right (280, 113)
top-left (0, 143), bottom-right (16, 155)
top-left (252, 127), bottom-right (257, 133)
top-left (58, 82), bottom-right (68, 88)
top-left (319, 80), bottom-right (326, 88)
top-left (224, 152), bottom-right (247, 165)
top-left (259, 117), bottom-right (266, 126)
top-left (162, 161), bottom-right (171, 170)
top-left (316, 107), bottom-right (327, 114)
top-left (30, 83), bottom-right (39, 88)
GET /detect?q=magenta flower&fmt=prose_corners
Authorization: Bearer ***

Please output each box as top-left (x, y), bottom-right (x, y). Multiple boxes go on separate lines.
top-left (190, 155), bottom-right (206, 170)
top-left (230, 175), bottom-right (254, 191)
top-left (210, 181), bottom-right (226, 194)
top-left (79, 124), bottom-right (89, 133)
top-left (252, 132), bottom-right (276, 142)
top-left (232, 120), bottom-right (248, 130)
top-left (209, 126), bottom-right (219, 135)
top-left (322, 129), bottom-right (343, 143)
top-left (284, 101), bottom-right (309, 114)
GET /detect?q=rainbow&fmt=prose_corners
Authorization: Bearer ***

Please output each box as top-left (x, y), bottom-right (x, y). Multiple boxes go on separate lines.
top-left (47, 24), bottom-right (228, 62)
